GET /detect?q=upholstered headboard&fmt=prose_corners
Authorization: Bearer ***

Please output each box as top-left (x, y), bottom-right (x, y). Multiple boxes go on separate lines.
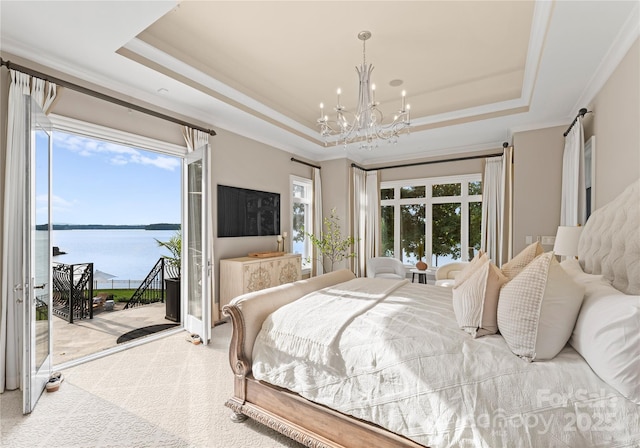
top-left (578, 179), bottom-right (640, 295)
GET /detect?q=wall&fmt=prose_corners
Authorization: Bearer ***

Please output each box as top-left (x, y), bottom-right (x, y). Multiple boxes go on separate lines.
top-left (511, 37), bottom-right (639, 256)
top-left (583, 38), bottom-right (640, 208)
top-left (212, 129), bottom-right (311, 297)
top-left (512, 126), bottom-right (566, 255)
top-left (0, 52), bottom-right (315, 321)
top-left (2, 33), bottom-right (637, 316)
top-left (317, 157), bottom-right (352, 271)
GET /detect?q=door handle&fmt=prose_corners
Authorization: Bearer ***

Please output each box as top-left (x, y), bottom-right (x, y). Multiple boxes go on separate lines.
top-left (34, 283), bottom-right (47, 290)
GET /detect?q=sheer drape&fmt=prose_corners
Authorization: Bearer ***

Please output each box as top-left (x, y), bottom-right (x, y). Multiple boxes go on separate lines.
top-left (480, 146), bottom-right (513, 266)
top-left (1, 70), bottom-right (57, 392)
top-left (352, 169), bottom-right (366, 276)
top-left (560, 117), bottom-right (586, 226)
top-left (481, 157), bottom-right (503, 263)
top-left (351, 168), bottom-right (379, 277)
top-left (365, 171), bottom-right (380, 265)
top-left (312, 168), bottom-right (323, 276)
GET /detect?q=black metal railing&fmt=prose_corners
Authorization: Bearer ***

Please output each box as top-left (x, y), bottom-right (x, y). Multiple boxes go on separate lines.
top-left (124, 258), bottom-right (165, 309)
top-left (52, 262), bottom-right (94, 323)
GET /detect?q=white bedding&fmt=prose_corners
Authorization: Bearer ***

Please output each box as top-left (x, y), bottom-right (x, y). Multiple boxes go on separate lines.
top-left (252, 279), bottom-right (640, 448)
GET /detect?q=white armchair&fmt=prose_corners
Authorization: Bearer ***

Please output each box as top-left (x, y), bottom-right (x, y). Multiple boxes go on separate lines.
top-left (435, 262), bottom-right (469, 287)
top-left (366, 257), bottom-right (406, 279)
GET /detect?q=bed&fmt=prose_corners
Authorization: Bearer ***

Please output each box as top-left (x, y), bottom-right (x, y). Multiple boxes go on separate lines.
top-left (223, 179), bottom-right (639, 448)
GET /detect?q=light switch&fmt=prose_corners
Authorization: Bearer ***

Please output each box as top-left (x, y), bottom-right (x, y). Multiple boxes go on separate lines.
top-left (525, 236), bottom-right (533, 244)
top-left (541, 236), bottom-right (556, 246)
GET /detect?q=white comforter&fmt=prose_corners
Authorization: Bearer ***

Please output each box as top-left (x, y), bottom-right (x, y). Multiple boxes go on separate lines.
top-left (252, 279), bottom-right (640, 448)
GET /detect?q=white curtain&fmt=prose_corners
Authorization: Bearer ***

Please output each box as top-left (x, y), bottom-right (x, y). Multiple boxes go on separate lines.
top-left (351, 168), bottom-right (379, 277)
top-left (560, 117), bottom-right (586, 226)
top-left (312, 168), bottom-right (323, 276)
top-left (183, 127), bottom-right (209, 154)
top-left (352, 169), bottom-right (366, 276)
top-left (481, 157), bottom-right (503, 264)
top-left (480, 146), bottom-right (513, 266)
top-left (365, 171), bottom-right (380, 265)
top-left (1, 70), bottom-right (57, 393)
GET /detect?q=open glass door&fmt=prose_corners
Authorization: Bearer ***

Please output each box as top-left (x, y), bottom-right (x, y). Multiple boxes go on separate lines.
top-left (183, 145), bottom-right (211, 344)
top-left (23, 99), bottom-right (52, 414)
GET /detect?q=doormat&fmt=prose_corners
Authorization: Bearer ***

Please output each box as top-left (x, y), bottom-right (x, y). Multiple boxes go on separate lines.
top-left (117, 324), bottom-right (179, 344)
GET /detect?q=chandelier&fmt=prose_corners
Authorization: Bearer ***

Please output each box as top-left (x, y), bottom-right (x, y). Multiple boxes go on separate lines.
top-left (317, 31), bottom-right (411, 150)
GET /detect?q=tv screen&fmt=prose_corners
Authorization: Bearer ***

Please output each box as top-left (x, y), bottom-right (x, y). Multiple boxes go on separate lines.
top-left (217, 185), bottom-right (280, 237)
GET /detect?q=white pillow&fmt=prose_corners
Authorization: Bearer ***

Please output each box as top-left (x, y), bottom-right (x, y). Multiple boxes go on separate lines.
top-left (559, 258), bottom-right (607, 285)
top-left (452, 259), bottom-right (508, 338)
top-left (498, 252), bottom-right (585, 361)
top-left (569, 281), bottom-right (640, 404)
top-left (501, 241), bottom-right (543, 279)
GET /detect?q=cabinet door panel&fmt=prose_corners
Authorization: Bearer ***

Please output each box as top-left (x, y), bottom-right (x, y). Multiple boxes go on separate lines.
top-left (275, 257), bottom-right (301, 285)
top-left (243, 262), bottom-right (273, 292)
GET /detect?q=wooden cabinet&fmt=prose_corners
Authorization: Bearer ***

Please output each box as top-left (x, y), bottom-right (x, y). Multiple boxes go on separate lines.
top-left (219, 253), bottom-right (302, 310)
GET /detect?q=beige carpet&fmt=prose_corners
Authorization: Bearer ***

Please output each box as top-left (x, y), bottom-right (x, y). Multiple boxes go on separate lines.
top-left (1, 323), bottom-right (304, 448)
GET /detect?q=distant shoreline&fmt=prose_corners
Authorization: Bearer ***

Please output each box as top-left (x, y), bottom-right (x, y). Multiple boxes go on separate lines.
top-left (37, 224), bottom-right (181, 231)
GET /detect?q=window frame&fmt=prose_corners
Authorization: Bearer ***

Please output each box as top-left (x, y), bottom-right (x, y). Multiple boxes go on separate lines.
top-left (380, 173), bottom-right (482, 267)
top-left (290, 175), bottom-right (313, 273)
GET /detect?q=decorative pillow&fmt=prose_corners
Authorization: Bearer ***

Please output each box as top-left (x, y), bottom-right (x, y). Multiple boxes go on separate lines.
top-left (559, 258), bottom-right (608, 285)
top-left (569, 281), bottom-right (640, 404)
top-left (501, 241), bottom-right (543, 279)
top-left (497, 252), bottom-right (585, 362)
top-left (452, 259), bottom-right (508, 338)
top-left (452, 251), bottom-right (487, 287)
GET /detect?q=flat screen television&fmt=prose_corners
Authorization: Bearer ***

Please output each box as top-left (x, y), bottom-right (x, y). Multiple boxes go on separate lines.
top-left (217, 184), bottom-right (280, 237)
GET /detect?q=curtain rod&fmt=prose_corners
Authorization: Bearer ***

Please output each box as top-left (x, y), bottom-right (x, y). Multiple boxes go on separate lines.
top-left (0, 58), bottom-right (216, 136)
top-left (563, 108), bottom-right (592, 137)
top-left (291, 157), bottom-right (321, 170)
top-left (351, 142), bottom-right (509, 171)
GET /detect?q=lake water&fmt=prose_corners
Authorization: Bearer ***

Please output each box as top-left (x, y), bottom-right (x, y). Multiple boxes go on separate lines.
top-left (51, 229), bottom-right (177, 285)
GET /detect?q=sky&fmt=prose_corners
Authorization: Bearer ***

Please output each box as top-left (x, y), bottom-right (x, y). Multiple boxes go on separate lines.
top-left (46, 131), bottom-right (181, 225)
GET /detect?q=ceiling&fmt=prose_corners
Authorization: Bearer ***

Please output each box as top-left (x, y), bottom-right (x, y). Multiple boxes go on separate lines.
top-left (1, 1), bottom-right (638, 165)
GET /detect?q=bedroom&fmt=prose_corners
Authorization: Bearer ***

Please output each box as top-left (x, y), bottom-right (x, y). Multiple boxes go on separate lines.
top-left (1, 1), bottom-right (639, 445)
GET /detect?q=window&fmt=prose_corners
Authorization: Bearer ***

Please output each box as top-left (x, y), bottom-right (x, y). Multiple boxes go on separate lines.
top-left (380, 174), bottom-right (482, 267)
top-left (291, 176), bottom-right (313, 270)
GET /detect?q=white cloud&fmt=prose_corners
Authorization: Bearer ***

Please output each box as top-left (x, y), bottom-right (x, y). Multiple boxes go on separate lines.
top-left (54, 132), bottom-right (179, 171)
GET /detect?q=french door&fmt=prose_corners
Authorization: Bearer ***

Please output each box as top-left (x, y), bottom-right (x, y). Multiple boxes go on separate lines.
top-left (23, 99), bottom-right (53, 414)
top-left (183, 145), bottom-right (211, 344)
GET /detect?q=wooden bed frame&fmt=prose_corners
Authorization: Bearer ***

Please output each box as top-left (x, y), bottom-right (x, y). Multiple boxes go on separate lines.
top-left (223, 301), bottom-right (426, 448)
top-left (221, 180), bottom-right (640, 448)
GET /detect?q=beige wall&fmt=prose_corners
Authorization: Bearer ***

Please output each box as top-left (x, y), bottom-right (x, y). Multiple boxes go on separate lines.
top-left (1, 34), bottom-right (637, 314)
top-left (212, 128), bottom-right (311, 281)
top-left (512, 126), bottom-right (566, 255)
top-left (317, 157), bottom-right (352, 271)
top-left (584, 38), bottom-right (640, 208)
top-left (511, 37), bottom-right (639, 255)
